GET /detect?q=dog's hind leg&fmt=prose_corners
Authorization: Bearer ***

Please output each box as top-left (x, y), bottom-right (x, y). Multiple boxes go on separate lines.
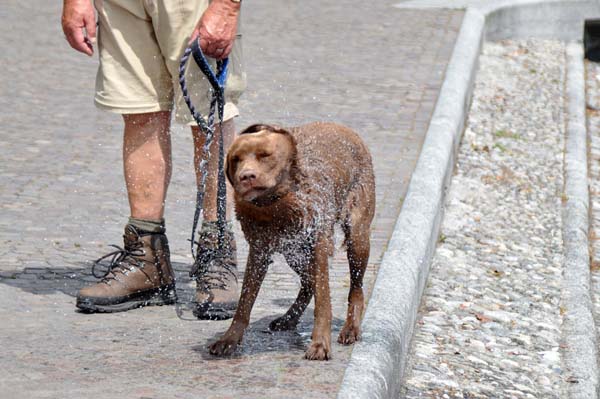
top-left (269, 271), bottom-right (313, 331)
top-left (305, 234), bottom-right (333, 360)
top-left (338, 201), bottom-right (372, 345)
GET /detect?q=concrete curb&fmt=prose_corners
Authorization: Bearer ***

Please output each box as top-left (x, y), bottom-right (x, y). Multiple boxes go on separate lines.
top-left (562, 43), bottom-right (599, 399)
top-left (337, 2), bottom-right (600, 399)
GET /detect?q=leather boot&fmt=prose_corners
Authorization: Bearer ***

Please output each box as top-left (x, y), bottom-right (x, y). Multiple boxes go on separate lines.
top-left (190, 222), bottom-right (239, 320)
top-left (76, 224), bottom-right (176, 313)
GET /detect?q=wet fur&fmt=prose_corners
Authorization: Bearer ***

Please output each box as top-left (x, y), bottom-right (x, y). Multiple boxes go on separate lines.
top-left (209, 122), bottom-right (375, 361)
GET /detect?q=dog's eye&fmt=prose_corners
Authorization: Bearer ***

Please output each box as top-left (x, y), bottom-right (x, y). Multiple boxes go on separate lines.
top-left (231, 155), bottom-right (240, 163)
top-left (256, 152), bottom-right (272, 159)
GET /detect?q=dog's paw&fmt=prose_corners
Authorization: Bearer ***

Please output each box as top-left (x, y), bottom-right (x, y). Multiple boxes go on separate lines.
top-left (208, 338), bottom-right (239, 357)
top-left (337, 324), bottom-right (361, 345)
top-left (269, 316), bottom-right (298, 332)
top-left (305, 340), bottom-right (331, 361)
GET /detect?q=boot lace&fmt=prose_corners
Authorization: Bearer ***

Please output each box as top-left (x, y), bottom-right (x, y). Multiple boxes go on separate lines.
top-left (189, 239), bottom-right (236, 290)
top-left (91, 240), bottom-right (149, 281)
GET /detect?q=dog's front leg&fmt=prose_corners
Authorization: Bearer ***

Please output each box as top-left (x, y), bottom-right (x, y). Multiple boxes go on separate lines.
top-left (209, 246), bottom-right (270, 356)
top-left (305, 235), bottom-right (332, 361)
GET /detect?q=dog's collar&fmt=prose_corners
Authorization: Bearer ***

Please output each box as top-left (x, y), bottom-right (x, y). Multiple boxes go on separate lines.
top-left (249, 192), bottom-right (284, 207)
top-left (248, 183), bottom-right (299, 207)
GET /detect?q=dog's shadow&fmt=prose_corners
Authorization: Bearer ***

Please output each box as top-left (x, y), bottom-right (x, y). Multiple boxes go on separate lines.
top-left (193, 312), bottom-right (346, 360)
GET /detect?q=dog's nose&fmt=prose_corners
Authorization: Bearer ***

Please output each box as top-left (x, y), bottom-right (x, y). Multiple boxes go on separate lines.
top-left (239, 170), bottom-right (256, 183)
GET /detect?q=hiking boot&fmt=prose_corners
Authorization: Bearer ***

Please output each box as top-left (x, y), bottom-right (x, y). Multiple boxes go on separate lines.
top-left (190, 222), bottom-right (239, 320)
top-left (76, 224), bottom-right (176, 313)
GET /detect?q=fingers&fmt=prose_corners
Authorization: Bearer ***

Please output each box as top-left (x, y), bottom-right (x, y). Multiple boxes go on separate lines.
top-left (192, 0), bottom-right (239, 60)
top-left (62, 1), bottom-right (96, 57)
top-left (63, 24), bottom-right (93, 56)
top-left (193, 34), bottom-right (223, 57)
top-left (213, 42), bottom-right (233, 60)
top-left (188, 30), bottom-right (200, 46)
top-left (200, 36), bottom-right (228, 59)
top-left (198, 36), bottom-right (210, 54)
top-left (221, 43), bottom-right (234, 59)
top-left (84, 11), bottom-right (96, 44)
top-left (204, 39), bottom-right (221, 57)
top-left (198, 36), bottom-right (234, 60)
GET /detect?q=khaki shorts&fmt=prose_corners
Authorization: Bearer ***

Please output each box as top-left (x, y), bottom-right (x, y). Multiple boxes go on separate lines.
top-left (93, 0), bottom-right (246, 124)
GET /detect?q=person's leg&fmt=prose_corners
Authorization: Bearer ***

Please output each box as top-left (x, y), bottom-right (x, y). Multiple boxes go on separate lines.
top-left (191, 119), bottom-right (235, 221)
top-left (190, 118), bottom-right (239, 320)
top-left (75, 111), bottom-right (176, 313)
top-left (77, 2), bottom-right (179, 313)
top-left (123, 111), bottom-right (173, 220)
top-left (152, 0), bottom-right (245, 320)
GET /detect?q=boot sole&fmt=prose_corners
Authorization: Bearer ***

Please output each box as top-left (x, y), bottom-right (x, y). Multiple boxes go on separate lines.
top-left (192, 302), bottom-right (237, 320)
top-left (76, 284), bottom-right (176, 313)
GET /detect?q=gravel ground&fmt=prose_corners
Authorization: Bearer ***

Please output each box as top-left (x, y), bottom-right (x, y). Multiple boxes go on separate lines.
top-left (400, 39), bottom-right (568, 398)
top-left (587, 59), bottom-right (600, 374)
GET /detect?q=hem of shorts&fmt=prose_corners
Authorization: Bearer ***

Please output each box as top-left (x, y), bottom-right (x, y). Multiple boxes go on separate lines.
top-left (94, 98), bottom-right (173, 114)
top-left (180, 104), bottom-right (240, 126)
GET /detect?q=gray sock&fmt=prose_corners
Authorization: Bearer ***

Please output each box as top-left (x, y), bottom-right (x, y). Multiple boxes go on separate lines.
top-left (201, 220), bottom-right (233, 233)
top-left (128, 217), bottom-right (166, 234)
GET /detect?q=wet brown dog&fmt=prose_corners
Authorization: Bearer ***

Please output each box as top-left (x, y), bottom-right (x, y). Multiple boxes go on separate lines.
top-left (209, 122), bottom-right (375, 360)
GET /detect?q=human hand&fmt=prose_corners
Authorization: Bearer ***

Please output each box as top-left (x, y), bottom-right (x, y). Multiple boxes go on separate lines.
top-left (189, 0), bottom-right (240, 60)
top-left (62, 0), bottom-right (96, 56)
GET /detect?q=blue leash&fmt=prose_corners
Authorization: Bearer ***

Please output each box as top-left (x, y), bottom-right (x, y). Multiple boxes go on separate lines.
top-left (178, 38), bottom-right (229, 265)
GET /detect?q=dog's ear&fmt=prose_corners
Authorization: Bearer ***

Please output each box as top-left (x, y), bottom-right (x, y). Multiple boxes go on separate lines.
top-left (226, 150), bottom-right (236, 186)
top-left (285, 133), bottom-right (300, 181)
top-left (240, 124), bottom-right (289, 136)
top-left (239, 124), bottom-right (271, 135)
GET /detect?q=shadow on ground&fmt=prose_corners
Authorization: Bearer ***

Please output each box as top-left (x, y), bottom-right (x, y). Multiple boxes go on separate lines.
top-left (196, 314), bottom-right (346, 360)
top-left (0, 261), bottom-right (197, 297)
top-left (0, 261), bottom-right (345, 359)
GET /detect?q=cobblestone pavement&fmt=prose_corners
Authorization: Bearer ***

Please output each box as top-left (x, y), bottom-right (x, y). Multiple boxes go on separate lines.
top-left (400, 40), bottom-right (568, 398)
top-left (0, 1), bottom-right (462, 398)
top-left (587, 60), bottom-right (600, 382)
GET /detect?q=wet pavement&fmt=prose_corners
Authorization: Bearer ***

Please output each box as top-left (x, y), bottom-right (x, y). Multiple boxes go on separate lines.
top-left (0, 1), bottom-right (462, 398)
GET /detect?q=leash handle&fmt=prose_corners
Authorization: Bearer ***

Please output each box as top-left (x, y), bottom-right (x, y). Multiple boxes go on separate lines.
top-left (190, 39), bottom-right (229, 93)
top-left (178, 42), bottom-right (229, 133)
top-left (190, 39), bottom-right (229, 125)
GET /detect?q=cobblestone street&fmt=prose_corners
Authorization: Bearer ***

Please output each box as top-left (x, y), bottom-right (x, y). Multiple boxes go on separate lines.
top-left (0, 1), bottom-right (462, 398)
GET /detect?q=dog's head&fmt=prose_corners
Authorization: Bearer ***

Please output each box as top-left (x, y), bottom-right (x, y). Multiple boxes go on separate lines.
top-left (226, 124), bottom-right (298, 205)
